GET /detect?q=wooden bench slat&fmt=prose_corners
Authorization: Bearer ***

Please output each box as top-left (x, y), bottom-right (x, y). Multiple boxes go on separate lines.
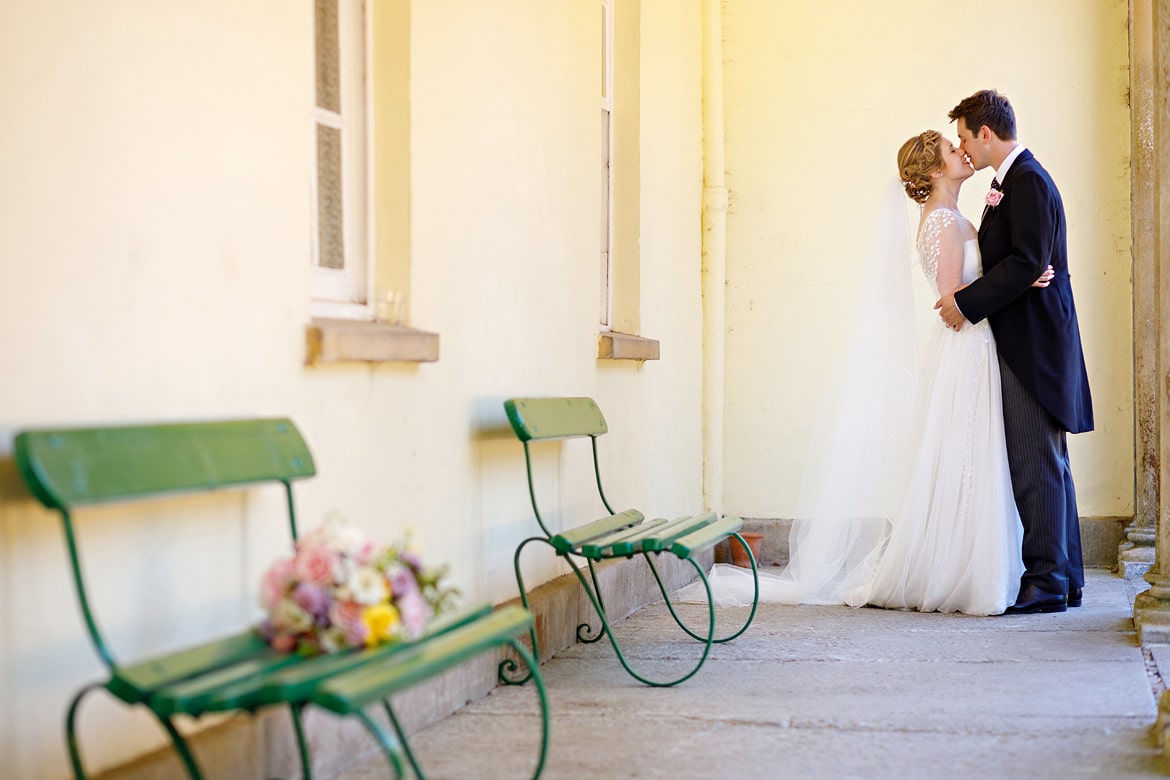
top-left (550, 509), bottom-right (643, 554)
top-left (150, 649), bottom-right (304, 716)
top-left (314, 606), bottom-right (533, 714)
top-left (107, 631), bottom-right (274, 703)
top-left (669, 515), bottom-right (744, 558)
top-left (627, 514), bottom-right (706, 551)
top-left (639, 512), bottom-right (720, 552)
top-left (578, 517), bottom-right (671, 558)
top-left (151, 604), bottom-right (499, 715)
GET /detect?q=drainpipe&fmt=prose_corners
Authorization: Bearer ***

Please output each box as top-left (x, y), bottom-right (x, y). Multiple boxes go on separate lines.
top-left (701, 0), bottom-right (727, 514)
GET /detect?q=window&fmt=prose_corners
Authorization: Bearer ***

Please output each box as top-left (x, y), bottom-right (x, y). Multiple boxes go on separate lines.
top-left (304, 1), bottom-right (434, 363)
top-left (600, 0), bottom-right (642, 339)
top-left (312, 0), bottom-right (371, 318)
top-left (596, 0), bottom-right (656, 360)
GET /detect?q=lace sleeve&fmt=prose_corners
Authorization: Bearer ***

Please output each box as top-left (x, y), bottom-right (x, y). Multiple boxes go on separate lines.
top-left (916, 209), bottom-right (964, 295)
top-left (916, 209), bottom-right (955, 281)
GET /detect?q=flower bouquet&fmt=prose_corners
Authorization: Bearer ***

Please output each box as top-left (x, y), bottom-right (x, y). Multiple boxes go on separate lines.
top-left (258, 517), bottom-right (458, 656)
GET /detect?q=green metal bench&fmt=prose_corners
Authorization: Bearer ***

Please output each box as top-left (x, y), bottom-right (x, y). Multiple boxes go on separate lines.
top-left (14, 418), bottom-right (548, 780)
top-left (498, 397), bottom-right (759, 688)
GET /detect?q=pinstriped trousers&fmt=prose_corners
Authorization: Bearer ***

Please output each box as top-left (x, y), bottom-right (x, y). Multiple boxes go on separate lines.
top-left (998, 355), bottom-right (1084, 595)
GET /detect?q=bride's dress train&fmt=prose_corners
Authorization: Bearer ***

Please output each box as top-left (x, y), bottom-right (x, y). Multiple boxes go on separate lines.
top-left (682, 206), bottom-right (1022, 616)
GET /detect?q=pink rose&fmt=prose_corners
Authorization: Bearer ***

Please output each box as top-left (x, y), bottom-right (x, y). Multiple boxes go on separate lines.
top-left (329, 600), bottom-right (369, 647)
top-left (344, 621), bottom-right (369, 648)
top-left (985, 189), bottom-right (1003, 207)
top-left (260, 558), bottom-right (295, 611)
top-left (294, 543), bottom-right (341, 586)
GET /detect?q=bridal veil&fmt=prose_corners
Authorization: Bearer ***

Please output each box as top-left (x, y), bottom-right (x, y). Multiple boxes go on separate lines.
top-left (680, 179), bottom-right (920, 606)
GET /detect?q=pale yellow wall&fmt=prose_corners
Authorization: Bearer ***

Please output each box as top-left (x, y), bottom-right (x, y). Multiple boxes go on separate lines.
top-left (721, 0), bottom-right (1134, 519)
top-left (0, 0), bottom-right (705, 776)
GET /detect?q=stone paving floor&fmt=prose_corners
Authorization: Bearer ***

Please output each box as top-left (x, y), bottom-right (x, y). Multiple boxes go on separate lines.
top-left (335, 568), bottom-right (1166, 779)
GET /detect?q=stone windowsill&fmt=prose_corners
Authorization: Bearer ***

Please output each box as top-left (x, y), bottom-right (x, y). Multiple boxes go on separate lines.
top-left (598, 332), bottom-right (660, 361)
top-left (305, 318), bottom-right (440, 364)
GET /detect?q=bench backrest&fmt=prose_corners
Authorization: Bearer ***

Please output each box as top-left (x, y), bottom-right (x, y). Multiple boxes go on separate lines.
top-left (503, 397), bottom-right (608, 442)
top-left (503, 398), bottom-right (614, 536)
top-left (14, 418), bottom-right (316, 669)
top-left (16, 418), bottom-right (314, 509)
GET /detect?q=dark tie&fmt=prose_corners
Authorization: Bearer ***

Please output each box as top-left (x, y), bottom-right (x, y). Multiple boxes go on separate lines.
top-left (991, 177), bottom-right (1002, 191)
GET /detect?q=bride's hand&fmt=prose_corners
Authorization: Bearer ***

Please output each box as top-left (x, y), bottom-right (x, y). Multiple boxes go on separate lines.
top-left (1032, 265), bottom-right (1055, 288)
top-left (934, 292), bottom-right (968, 332)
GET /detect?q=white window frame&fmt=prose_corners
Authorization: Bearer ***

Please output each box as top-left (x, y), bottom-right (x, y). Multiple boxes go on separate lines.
top-left (311, 0), bottom-right (374, 320)
top-left (600, 0), bottom-right (614, 330)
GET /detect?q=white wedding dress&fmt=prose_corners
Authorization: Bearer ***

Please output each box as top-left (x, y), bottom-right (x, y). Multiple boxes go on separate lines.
top-left (682, 206), bottom-right (1023, 616)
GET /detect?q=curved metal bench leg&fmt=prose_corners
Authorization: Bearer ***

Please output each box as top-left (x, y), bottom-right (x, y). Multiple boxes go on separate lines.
top-left (355, 708), bottom-right (406, 779)
top-left (508, 638), bottom-right (550, 779)
top-left (574, 558), bottom-right (607, 644)
top-left (712, 532), bottom-right (761, 642)
top-left (646, 533), bottom-right (760, 644)
top-left (289, 701), bottom-right (314, 780)
top-left (382, 700), bottom-right (426, 780)
top-left (643, 552), bottom-right (710, 642)
top-left (65, 683), bottom-right (104, 780)
top-left (500, 536), bottom-right (557, 686)
top-left (151, 711), bottom-right (204, 779)
top-left (368, 642), bottom-right (548, 780)
top-left (565, 555), bottom-right (714, 687)
top-left (68, 683), bottom-right (205, 780)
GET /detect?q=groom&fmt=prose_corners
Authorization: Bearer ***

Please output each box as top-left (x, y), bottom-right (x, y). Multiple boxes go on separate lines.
top-left (935, 89), bottom-right (1094, 614)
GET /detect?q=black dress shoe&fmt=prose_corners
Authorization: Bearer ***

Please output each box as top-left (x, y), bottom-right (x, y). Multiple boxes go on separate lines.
top-left (1004, 583), bottom-right (1067, 615)
top-left (1067, 586), bottom-right (1083, 608)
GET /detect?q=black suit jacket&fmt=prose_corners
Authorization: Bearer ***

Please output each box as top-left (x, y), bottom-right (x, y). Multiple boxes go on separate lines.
top-left (954, 150), bottom-right (1093, 434)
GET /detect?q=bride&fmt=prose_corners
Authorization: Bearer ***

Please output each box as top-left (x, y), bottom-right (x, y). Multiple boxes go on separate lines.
top-left (686, 131), bottom-right (1050, 616)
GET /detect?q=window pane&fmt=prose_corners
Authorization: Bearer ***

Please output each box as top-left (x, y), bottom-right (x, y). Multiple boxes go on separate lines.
top-left (601, 107), bottom-right (611, 326)
top-left (317, 124), bottom-right (345, 269)
top-left (315, 0), bottom-right (341, 113)
top-left (600, 251), bottom-right (610, 327)
top-left (601, 108), bottom-right (610, 250)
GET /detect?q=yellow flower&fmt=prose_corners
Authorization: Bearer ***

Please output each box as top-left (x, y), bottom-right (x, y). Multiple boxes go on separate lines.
top-left (361, 603), bottom-right (401, 647)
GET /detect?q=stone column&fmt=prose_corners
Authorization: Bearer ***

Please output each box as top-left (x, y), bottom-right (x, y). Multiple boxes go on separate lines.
top-left (1134, 0), bottom-right (1170, 644)
top-left (1123, 0), bottom-right (1159, 581)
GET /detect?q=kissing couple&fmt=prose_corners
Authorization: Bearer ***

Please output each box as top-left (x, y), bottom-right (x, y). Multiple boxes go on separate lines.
top-left (686, 89), bottom-right (1093, 617)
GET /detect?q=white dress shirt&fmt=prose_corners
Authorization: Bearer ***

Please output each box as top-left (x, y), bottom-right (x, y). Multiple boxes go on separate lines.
top-left (994, 144), bottom-right (1026, 186)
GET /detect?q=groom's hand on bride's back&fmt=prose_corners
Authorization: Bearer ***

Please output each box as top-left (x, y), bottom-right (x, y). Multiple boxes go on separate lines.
top-left (1032, 265), bottom-right (1055, 288)
top-left (935, 266), bottom-right (1053, 330)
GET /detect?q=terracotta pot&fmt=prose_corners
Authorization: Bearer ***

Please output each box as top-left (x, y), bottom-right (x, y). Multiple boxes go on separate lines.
top-left (729, 531), bottom-right (764, 568)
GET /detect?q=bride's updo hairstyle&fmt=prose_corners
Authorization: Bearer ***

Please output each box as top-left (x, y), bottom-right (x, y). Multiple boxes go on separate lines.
top-left (897, 130), bottom-right (942, 204)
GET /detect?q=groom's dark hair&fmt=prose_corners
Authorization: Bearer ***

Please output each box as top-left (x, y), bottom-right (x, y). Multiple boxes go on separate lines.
top-left (948, 90), bottom-right (1017, 141)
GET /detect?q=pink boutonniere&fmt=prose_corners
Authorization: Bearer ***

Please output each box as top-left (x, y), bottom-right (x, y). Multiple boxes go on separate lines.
top-left (985, 189), bottom-right (1004, 208)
